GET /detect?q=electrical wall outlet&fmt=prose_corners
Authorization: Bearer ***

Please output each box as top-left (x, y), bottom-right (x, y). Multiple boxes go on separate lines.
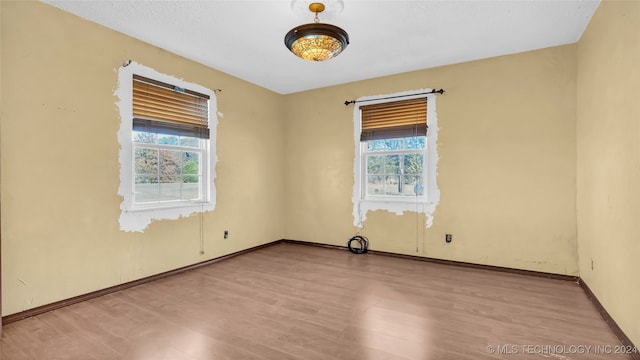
top-left (224, 230), bottom-right (229, 239)
top-left (445, 234), bottom-right (452, 243)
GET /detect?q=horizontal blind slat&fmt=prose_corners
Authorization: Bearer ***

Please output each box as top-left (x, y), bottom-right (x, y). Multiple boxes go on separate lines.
top-left (133, 99), bottom-right (206, 116)
top-left (362, 108), bottom-right (426, 116)
top-left (132, 108), bottom-right (207, 126)
top-left (362, 115), bottom-right (427, 128)
top-left (133, 90), bottom-right (208, 113)
top-left (133, 74), bottom-right (210, 99)
top-left (133, 85), bottom-right (208, 106)
top-left (360, 124), bottom-right (427, 142)
top-left (361, 104), bottom-right (426, 115)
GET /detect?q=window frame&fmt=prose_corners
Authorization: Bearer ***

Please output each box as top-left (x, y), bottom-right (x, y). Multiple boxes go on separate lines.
top-left (116, 62), bottom-right (217, 232)
top-left (360, 138), bottom-right (427, 202)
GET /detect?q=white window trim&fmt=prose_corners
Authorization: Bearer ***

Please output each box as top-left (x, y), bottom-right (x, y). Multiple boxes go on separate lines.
top-left (352, 90), bottom-right (440, 228)
top-left (115, 62), bottom-right (218, 232)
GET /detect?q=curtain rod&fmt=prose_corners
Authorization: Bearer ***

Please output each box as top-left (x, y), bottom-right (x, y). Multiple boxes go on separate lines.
top-left (344, 88), bottom-right (445, 106)
top-left (122, 59), bottom-right (222, 93)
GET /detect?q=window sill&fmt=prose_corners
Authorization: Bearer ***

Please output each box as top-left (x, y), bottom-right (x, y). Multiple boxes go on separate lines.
top-left (126, 201), bottom-right (213, 213)
top-left (360, 198), bottom-right (430, 205)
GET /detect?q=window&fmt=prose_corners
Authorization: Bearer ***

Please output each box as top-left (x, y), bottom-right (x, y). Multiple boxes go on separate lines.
top-left (117, 63), bottom-right (217, 232)
top-left (352, 91), bottom-right (439, 228)
top-left (132, 75), bottom-right (210, 208)
top-left (360, 98), bottom-right (427, 200)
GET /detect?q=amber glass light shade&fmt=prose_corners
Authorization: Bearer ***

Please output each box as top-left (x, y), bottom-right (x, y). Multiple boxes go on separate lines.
top-left (284, 23), bottom-right (349, 62)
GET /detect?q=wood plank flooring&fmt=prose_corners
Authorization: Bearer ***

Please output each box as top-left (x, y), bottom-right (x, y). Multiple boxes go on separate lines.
top-left (0, 243), bottom-right (633, 359)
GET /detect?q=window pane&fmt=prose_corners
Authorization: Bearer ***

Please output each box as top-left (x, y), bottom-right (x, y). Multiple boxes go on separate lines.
top-left (132, 131), bottom-right (156, 144)
top-left (403, 175), bottom-right (424, 196)
top-left (134, 148), bottom-right (158, 175)
top-left (159, 176), bottom-right (181, 201)
top-left (367, 175), bottom-right (384, 196)
top-left (159, 150), bottom-right (182, 176)
top-left (405, 136), bottom-right (425, 149)
top-left (180, 136), bottom-right (200, 148)
top-left (404, 154), bottom-right (424, 174)
top-left (385, 139), bottom-right (400, 150)
top-left (367, 140), bottom-right (386, 152)
top-left (182, 176), bottom-right (200, 200)
top-left (385, 155), bottom-right (401, 174)
top-left (384, 175), bottom-right (401, 196)
top-left (183, 152), bottom-right (200, 182)
top-left (135, 175), bottom-right (158, 203)
top-left (367, 155), bottom-right (384, 175)
top-left (158, 134), bottom-right (179, 146)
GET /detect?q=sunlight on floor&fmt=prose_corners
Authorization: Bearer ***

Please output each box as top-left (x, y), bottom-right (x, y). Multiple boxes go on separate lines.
top-left (355, 283), bottom-right (434, 359)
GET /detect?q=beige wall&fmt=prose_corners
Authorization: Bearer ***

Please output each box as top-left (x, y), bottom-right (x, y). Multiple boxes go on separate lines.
top-left (1, 2), bottom-right (285, 316)
top-left (577, 0), bottom-right (640, 347)
top-left (284, 45), bottom-right (578, 275)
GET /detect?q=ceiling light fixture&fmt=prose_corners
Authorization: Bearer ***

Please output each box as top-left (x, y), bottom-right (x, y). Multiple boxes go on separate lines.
top-left (284, 2), bottom-right (349, 62)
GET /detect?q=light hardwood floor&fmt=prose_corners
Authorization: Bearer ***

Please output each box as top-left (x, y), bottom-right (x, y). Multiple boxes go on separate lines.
top-left (0, 243), bottom-right (632, 359)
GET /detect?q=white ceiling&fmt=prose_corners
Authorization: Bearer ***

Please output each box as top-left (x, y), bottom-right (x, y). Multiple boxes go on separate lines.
top-left (43, 0), bottom-right (600, 94)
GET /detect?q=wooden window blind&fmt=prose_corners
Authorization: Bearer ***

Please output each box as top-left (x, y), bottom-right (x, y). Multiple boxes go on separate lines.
top-left (360, 97), bottom-right (427, 141)
top-left (132, 75), bottom-right (210, 139)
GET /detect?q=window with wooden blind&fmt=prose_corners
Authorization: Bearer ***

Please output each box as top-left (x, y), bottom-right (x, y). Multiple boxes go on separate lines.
top-left (117, 62), bottom-right (217, 231)
top-left (123, 74), bottom-right (214, 213)
top-left (359, 97), bottom-right (428, 199)
top-left (352, 91), bottom-right (440, 229)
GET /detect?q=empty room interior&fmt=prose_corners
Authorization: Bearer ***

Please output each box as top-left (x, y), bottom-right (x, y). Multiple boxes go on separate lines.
top-left (1, 0), bottom-right (639, 359)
